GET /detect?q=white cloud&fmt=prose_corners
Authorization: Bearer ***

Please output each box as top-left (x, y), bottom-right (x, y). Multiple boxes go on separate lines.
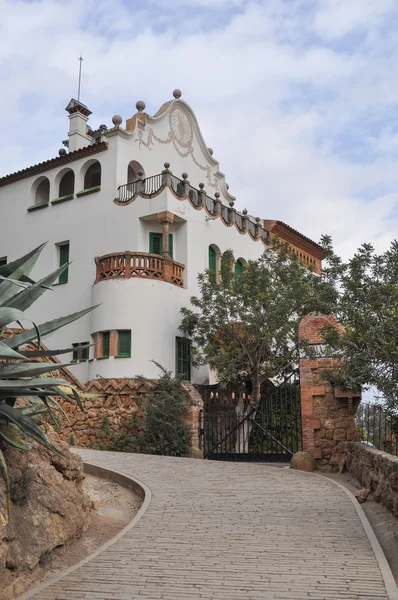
top-left (1, 0), bottom-right (398, 259)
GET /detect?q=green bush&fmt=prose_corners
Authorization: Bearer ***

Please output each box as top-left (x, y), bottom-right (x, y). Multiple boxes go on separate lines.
top-left (109, 368), bottom-right (192, 457)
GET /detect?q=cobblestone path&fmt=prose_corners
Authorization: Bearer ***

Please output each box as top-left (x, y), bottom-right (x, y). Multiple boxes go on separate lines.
top-left (25, 451), bottom-right (394, 600)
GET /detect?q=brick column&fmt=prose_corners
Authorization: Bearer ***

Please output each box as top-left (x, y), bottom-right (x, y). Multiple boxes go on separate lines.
top-left (299, 313), bottom-right (360, 470)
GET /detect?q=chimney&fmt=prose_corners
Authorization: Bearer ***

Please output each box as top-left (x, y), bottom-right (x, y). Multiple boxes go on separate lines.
top-left (65, 98), bottom-right (93, 152)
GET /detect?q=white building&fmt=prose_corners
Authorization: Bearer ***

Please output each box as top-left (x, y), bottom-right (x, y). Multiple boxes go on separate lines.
top-left (0, 90), bottom-right (323, 385)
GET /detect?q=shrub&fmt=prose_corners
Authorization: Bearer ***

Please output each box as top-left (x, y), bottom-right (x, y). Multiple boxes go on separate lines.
top-left (138, 368), bottom-right (192, 457)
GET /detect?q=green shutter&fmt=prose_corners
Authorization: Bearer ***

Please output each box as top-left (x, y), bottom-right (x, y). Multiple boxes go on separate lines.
top-left (117, 330), bottom-right (131, 358)
top-left (102, 332), bottom-right (110, 358)
top-left (235, 260), bottom-right (243, 277)
top-left (72, 343), bottom-right (78, 361)
top-left (175, 337), bottom-right (191, 380)
top-left (58, 244), bottom-right (69, 284)
top-left (81, 343), bottom-right (89, 361)
top-left (149, 233), bottom-right (173, 257)
top-left (149, 232), bottom-right (162, 255)
top-left (209, 246), bottom-right (216, 272)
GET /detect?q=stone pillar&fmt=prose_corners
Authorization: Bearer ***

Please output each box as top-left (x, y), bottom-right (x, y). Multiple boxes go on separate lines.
top-left (161, 162), bottom-right (172, 188)
top-left (181, 381), bottom-right (204, 450)
top-left (298, 313), bottom-right (360, 470)
top-left (157, 211), bottom-right (174, 257)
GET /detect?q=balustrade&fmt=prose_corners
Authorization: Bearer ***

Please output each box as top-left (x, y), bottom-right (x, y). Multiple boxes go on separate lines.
top-left (95, 251), bottom-right (184, 287)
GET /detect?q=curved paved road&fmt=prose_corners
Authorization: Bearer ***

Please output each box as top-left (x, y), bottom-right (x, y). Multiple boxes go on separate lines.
top-left (25, 451), bottom-right (392, 600)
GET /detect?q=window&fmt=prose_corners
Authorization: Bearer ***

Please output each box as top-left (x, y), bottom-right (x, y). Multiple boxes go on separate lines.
top-left (117, 330), bottom-right (131, 358)
top-left (35, 178), bottom-right (50, 205)
top-left (149, 232), bottom-right (173, 258)
top-left (176, 337), bottom-right (191, 380)
top-left (59, 170), bottom-right (75, 198)
top-left (209, 246), bottom-right (217, 272)
top-left (0, 256), bottom-right (7, 268)
top-left (84, 161), bottom-right (101, 190)
top-left (102, 331), bottom-right (110, 358)
top-left (58, 243), bottom-right (69, 284)
top-left (235, 260), bottom-right (244, 277)
top-left (72, 342), bottom-right (89, 362)
top-left (127, 160), bottom-right (144, 184)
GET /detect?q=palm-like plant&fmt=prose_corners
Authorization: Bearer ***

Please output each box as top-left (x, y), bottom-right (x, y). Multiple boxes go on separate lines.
top-left (0, 243), bottom-right (94, 523)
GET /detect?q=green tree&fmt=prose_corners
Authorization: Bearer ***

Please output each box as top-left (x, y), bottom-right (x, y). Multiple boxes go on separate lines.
top-left (319, 237), bottom-right (398, 408)
top-left (138, 366), bottom-right (192, 456)
top-left (180, 240), bottom-right (336, 412)
top-left (0, 244), bottom-right (95, 521)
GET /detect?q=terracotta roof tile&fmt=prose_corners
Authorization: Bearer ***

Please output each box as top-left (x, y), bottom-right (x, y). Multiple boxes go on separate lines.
top-left (0, 142), bottom-right (108, 188)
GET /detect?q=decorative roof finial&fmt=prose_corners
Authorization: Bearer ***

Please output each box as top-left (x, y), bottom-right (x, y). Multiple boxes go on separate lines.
top-left (136, 100), bottom-right (146, 112)
top-left (112, 115), bottom-right (122, 127)
top-left (77, 53), bottom-right (83, 102)
top-left (173, 89), bottom-right (182, 99)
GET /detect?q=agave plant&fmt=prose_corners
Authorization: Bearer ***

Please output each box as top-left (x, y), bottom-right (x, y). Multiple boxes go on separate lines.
top-left (0, 243), bottom-right (95, 523)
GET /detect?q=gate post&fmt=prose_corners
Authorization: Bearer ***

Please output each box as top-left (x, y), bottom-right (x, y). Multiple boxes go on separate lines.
top-left (298, 313), bottom-right (361, 470)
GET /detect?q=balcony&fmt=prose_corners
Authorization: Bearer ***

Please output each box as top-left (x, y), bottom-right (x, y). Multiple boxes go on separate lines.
top-left (95, 252), bottom-right (185, 288)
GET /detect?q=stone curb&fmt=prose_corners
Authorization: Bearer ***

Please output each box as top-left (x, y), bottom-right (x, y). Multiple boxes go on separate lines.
top-left (17, 461), bottom-right (152, 600)
top-left (295, 468), bottom-right (398, 600)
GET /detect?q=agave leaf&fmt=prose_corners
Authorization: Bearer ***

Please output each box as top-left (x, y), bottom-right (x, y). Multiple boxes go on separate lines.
top-left (20, 343), bottom-right (94, 358)
top-left (0, 244), bottom-right (47, 305)
top-left (0, 377), bottom-right (78, 389)
top-left (0, 448), bottom-right (10, 521)
top-left (49, 385), bottom-right (84, 411)
top-left (0, 362), bottom-right (71, 379)
top-left (4, 306), bottom-right (98, 350)
top-left (0, 402), bottom-right (62, 456)
top-left (0, 430), bottom-right (29, 451)
top-left (5, 263), bottom-right (69, 311)
top-left (0, 341), bottom-right (28, 360)
top-left (43, 395), bottom-right (71, 425)
top-left (0, 243), bottom-right (46, 278)
top-left (0, 276), bottom-right (30, 289)
top-left (39, 395), bottom-right (59, 429)
top-left (69, 386), bottom-right (85, 411)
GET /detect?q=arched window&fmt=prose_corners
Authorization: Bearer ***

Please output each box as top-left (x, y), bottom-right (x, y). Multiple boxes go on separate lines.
top-left (127, 160), bottom-right (144, 184)
top-left (84, 161), bottom-right (101, 190)
top-left (235, 259), bottom-right (244, 277)
top-left (34, 177), bottom-right (50, 205)
top-left (59, 170), bottom-right (75, 198)
top-left (209, 246), bottom-right (217, 272)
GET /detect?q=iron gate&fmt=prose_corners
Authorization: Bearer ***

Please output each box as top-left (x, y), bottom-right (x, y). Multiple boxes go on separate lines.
top-left (199, 373), bottom-right (302, 462)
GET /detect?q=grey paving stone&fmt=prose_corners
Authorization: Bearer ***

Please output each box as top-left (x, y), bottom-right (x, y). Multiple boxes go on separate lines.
top-left (24, 452), bottom-right (390, 600)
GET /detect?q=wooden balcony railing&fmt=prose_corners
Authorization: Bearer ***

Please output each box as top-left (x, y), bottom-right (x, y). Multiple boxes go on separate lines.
top-left (95, 252), bottom-right (184, 287)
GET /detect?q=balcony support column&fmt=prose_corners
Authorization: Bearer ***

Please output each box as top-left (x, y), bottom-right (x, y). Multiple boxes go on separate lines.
top-left (157, 211), bottom-right (175, 257)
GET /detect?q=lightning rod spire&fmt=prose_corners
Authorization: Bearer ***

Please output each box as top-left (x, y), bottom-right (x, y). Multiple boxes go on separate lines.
top-left (77, 53), bottom-right (83, 102)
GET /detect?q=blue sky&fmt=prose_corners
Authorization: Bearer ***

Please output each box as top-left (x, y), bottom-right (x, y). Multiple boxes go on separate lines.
top-left (1, 0), bottom-right (398, 258)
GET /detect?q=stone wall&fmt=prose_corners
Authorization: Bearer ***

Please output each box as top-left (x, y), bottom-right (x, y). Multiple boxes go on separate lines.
top-left (54, 376), bottom-right (203, 451)
top-left (299, 313), bottom-right (360, 470)
top-left (346, 442), bottom-right (398, 517)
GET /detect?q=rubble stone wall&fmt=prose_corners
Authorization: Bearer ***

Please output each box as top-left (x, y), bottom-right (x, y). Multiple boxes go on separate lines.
top-left (346, 442), bottom-right (398, 517)
top-left (56, 377), bottom-right (203, 450)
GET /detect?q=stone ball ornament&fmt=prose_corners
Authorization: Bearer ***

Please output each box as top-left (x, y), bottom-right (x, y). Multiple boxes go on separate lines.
top-left (58, 148), bottom-right (67, 156)
top-left (112, 114), bottom-right (123, 127)
top-left (136, 100), bottom-right (146, 112)
top-left (173, 89), bottom-right (182, 99)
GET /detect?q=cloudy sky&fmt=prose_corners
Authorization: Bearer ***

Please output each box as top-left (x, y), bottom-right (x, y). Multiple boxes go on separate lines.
top-left (1, 0), bottom-right (398, 258)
